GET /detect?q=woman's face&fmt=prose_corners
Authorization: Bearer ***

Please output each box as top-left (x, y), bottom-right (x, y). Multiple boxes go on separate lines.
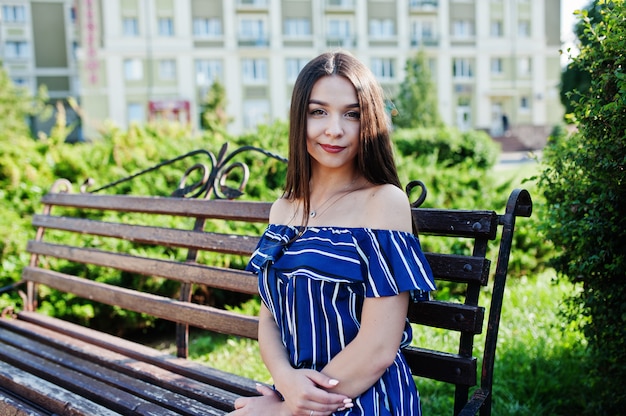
top-left (306, 75), bottom-right (361, 172)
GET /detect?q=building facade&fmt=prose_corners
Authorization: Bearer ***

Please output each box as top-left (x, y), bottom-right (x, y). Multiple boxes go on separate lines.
top-left (6, 0), bottom-right (563, 145)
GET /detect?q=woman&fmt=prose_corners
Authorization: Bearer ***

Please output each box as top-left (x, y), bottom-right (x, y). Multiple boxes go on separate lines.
top-left (231, 51), bottom-right (435, 416)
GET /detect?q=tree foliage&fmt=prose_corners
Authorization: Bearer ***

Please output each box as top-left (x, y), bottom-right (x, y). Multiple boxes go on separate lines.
top-left (0, 64), bottom-right (47, 138)
top-left (560, 0), bottom-right (602, 117)
top-left (200, 80), bottom-right (231, 142)
top-left (393, 50), bottom-right (442, 129)
top-left (539, 1), bottom-right (626, 413)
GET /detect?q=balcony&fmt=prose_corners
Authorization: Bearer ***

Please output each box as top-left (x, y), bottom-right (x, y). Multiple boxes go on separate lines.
top-left (326, 0), bottom-right (355, 11)
top-left (325, 36), bottom-right (357, 48)
top-left (237, 0), bottom-right (268, 10)
top-left (409, 0), bottom-right (438, 12)
top-left (410, 36), bottom-right (439, 47)
top-left (238, 36), bottom-right (270, 47)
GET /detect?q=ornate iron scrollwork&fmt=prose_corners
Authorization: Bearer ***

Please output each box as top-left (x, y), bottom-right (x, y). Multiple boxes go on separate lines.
top-left (82, 143), bottom-right (287, 200)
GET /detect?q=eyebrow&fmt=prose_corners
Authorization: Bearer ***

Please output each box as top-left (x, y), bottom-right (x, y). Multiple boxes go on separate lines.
top-left (308, 99), bottom-right (360, 108)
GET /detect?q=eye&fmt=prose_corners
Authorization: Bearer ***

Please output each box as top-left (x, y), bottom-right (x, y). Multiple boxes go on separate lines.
top-left (345, 111), bottom-right (360, 120)
top-left (309, 108), bottom-right (326, 116)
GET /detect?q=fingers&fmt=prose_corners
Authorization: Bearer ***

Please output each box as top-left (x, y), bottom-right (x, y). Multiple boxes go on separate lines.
top-left (256, 383), bottom-right (278, 397)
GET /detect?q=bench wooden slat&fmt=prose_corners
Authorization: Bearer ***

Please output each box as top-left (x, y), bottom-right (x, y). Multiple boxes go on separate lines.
top-left (0, 361), bottom-right (123, 416)
top-left (40, 193), bottom-right (272, 222)
top-left (31, 215), bottom-right (260, 256)
top-left (409, 301), bottom-right (485, 334)
top-left (27, 241), bottom-right (258, 294)
top-left (0, 327), bottom-right (228, 415)
top-left (0, 386), bottom-right (52, 416)
top-left (11, 312), bottom-right (259, 398)
top-left (424, 253), bottom-right (491, 284)
top-left (22, 267), bottom-right (259, 339)
top-left (0, 341), bottom-right (186, 416)
top-left (402, 346), bottom-right (477, 386)
top-left (414, 208), bottom-right (499, 239)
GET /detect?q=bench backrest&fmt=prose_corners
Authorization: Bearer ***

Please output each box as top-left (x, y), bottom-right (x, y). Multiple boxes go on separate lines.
top-left (22, 147), bottom-right (532, 416)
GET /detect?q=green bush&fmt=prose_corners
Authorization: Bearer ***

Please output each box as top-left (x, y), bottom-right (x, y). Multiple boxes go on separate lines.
top-left (393, 126), bottom-right (500, 170)
top-left (538, 1), bottom-right (626, 413)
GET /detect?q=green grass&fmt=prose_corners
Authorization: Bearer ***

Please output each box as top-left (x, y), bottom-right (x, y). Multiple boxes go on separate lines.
top-left (160, 270), bottom-right (589, 415)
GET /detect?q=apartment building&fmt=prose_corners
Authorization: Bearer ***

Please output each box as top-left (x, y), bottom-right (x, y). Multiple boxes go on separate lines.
top-left (48, 1), bottom-right (563, 144)
top-left (0, 0), bottom-right (80, 136)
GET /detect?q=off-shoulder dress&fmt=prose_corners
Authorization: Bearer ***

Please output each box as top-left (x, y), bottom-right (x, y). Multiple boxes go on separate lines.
top-left (246, 225), bottom-right (436, 415)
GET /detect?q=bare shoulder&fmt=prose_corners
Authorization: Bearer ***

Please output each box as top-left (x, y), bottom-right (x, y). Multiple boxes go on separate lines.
top-left (269, 197), bottom-right (297, 224)
top-left (362, 184), bottom-right (413, 232)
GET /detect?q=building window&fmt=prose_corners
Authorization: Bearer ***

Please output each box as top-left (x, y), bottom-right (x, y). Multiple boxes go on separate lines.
top-left (127, 103), bottom-right (145, 124)
top-left (371, 58), bottom-right (395, 80)
top-left (123, 17), bottom-right (139, 36)
top-left (490, 57), bottom-right (503, 75)
top-left (411, 19), bottom-right (436, 46)
top-left (453, 58), bottom-right (473, 78)
top-left (284, 18), bottom-right (311, 37)
top-left (239, 18), bottom-right (268, 46)
top-left (369, 19), bottom-right (395, 38)
top-left (196, 59), bottom-right (223, 85)
top-left (4, 41), bottom-right (29, 58)
top-left (490, 20), bottom-right (503, 37)
top-left (518, 20), bottom-right (530, 37)
top-left (452, 20), bottom-right (473, 38)
top-left (286, 58), bottom-right (308, 82)
top-left (124, 58), bottom-right (143, 80)
top-left (2, 5), bottom-right (26, 22)
top-left (242, 58), bottom-right (268, 84)
top-left (159, 59), bottom-right (176, 80)
top-left (518, 57), bottom-right (531, 76)
top-left (193, 17), bottom-right (222, 37)
top-left (327, 19), bottom-right (353, 47)
top-left (520, 96), bottom-right (530, 111)
top-left (158, 17), bottom-right (174, 36)
top-left (243, 99), bottom-right (270, 130)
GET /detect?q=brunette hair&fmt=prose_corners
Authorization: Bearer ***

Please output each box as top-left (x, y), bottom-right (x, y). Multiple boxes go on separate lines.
top-left (284, 51), bottom-right (403, 224)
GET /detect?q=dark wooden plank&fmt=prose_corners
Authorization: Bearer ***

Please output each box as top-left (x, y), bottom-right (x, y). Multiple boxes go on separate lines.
top-left (27, 241), bottom-right (258, 294)
top-left (0, 341), bottom-right (186, 416)
top-left (424, 253), bottom-right (491, 284)
top-left (414, 208), bottom-right (499, 239)
top-left (40, 193), bottom-right (272, 222)
top-left (0, 360), bottom-right (123, 416)
top-left (0, 328), bottom-right (228, 415)
top-left (21, 267), bottom-right (259, 339)
top-left (402, 346), bottom-right (477, 386)
top-left (0, 387), bottom-right (50, 416)
top-left (31, 215), bottom-right (260, 256)
top-left (10, 312), bottom-right (260, 398)
top-left (408, 301), bottom-right (485, 334)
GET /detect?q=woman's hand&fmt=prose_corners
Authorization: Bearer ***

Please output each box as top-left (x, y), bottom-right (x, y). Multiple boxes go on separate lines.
top-left (274, 368), bottom-right (353, 415)
top-left (230, 384), bottom-right (288, 416)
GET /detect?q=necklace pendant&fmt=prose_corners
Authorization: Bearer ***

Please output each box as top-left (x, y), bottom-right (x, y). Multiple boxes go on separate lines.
top-left (310, 210), bottom-right (316, 218)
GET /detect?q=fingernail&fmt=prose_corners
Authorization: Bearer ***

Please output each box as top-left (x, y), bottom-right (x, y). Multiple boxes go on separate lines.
top-left (344, 402), bottom-right (354, 408)
top-left (329, 379), bottom-right (339, 386)
top-left (343, 398), bottom-right (352, 403)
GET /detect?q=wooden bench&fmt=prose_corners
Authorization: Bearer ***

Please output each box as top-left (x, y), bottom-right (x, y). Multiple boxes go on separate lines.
top-left (0, 144), bottom-right (532, 416)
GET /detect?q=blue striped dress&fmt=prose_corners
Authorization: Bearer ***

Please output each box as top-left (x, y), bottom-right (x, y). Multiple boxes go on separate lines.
top-left (246, 225), bottom-right (436, 415)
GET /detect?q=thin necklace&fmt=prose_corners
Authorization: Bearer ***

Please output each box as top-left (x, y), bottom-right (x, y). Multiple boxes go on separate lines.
top-left (309, 178), bottom-right (360, 218)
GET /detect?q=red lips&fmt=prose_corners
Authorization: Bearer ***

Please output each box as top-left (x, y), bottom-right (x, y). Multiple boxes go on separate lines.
top-left (320, 144), bottom-right (345, 153)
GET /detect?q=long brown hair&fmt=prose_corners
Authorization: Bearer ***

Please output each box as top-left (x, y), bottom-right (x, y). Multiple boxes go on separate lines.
top-left (284, 51), bottom-right (403, 226)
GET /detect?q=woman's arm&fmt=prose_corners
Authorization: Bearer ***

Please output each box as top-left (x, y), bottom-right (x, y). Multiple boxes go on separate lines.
top-left (318, 292), bottom-right (410, 398)
top-left (258, 304), bottom-right (352, 415)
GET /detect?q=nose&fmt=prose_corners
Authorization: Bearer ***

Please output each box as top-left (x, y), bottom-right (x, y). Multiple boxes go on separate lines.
top-left (325, 115), bottom-right (344, 138)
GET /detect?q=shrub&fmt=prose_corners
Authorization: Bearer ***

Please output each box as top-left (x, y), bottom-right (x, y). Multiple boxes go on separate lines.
top-left (538, 2), bottom-right (626, 413)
